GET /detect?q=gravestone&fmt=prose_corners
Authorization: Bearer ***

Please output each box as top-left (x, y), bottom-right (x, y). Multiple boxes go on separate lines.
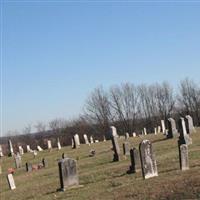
top-left (144, 128), bottom-right (147, 135)
top-left (8, 139), bottom-right (14, 156)
top-left (27, 145), bottom-right (33, 153)
top-left (19, 146), bottom-right (24, 155)
top-left (26, 162), bottom-right (32, 172)
top-left (42, 158), bottom-right (48, 168)
top-left (178, 117), bottom-right (192, 146)
top-left (132, 132), bottom-right (136, 137)
top-left (167, 118), bottom-right (178, 138)
top-left (123, 142), bottom-right (130, 156)
top-left (57, 138), bottom-right (62, 150)
top-left (111, 136), bottom-right (120, 162)
top-left (125, 133), bottom-right (129, 140)
top-left (161, 120), bottom-right (166, 134)
top-left (90, 136), bottom-right (94, 144)
top-left (95, 140), bottom-right (99, 143)
top-left (62, 153), bottom-right (67, 159)
top-left (185, 115), bottom-right (195, 134)
top-left (7, 174), bottom-right (16, 190)
top-left (72, 135), bottom-right (80, 149)
top-left (179, 144), bottom-right (189, 171)
top-left (139, 140), bottom-right (158, 179)
top-left (127, 148), bottom-right (140, 174)
top-left (103, 136), bottom-right (106, 142)
top-left (14, 153), bottom-right (22, 168)
top-left (33, 150), bottom-right (38, 157)
top-left (58, 158), bottom-right (79, 191)
top-left (83, 134), bottom-right (90, 145)
top-left (157, 126), bottom-right (161, 134)
top-left (47, 140), bottom-right (52, 150)
top-left (37, 146), bottom-right (43, 152)
top-left (110, 126), bottom-right (118, 138)
top-left (0, 145), bottom-right (4, 157)
top-left (154, 128), bottom-right (157, 135)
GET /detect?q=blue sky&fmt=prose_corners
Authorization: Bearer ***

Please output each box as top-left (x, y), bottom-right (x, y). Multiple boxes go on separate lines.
top-left (1, 1), bottom-right (200, 136)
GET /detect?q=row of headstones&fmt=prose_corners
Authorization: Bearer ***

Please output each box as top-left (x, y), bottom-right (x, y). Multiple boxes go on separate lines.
top-left (6, 158), bottom-right (48, 190)
top-left (111, 117), bottom-right (192, 179)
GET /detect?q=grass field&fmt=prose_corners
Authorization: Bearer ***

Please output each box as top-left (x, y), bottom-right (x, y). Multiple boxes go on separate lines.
top-left (1, 129), bottom-right (200, 200)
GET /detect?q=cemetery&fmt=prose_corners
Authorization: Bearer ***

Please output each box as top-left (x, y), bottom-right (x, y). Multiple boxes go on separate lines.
top-left (0, 122), bottom-right (200, 200)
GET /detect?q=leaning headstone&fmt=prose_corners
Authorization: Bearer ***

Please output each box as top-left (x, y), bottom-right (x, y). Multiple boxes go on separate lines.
top-left (125, 133), bottom-right (129, 140)
top-left (57, 138), bottom-right (62, 150)
top-left (139, 140), bottom-right (158, 179)
top-left (127, 148), bottom-right (140, 174)
top-left (161, 120), bottom-right (166, 134)
top-left (0, 145), bottom-right (4, 157)
top-left (83, 134), bottom-right (90, 145)
top-left (110, 126), bottom-right (118, 138)
top-left (7, 174), bottom-right (16, 190)
top-left (27, 145), bottom-right (33, 153)
top-left (178, 117), bottom-right (192, 146)
top-left (72, 135), bottom-right (80, 149)
top-left (167, 118), bottom-right (178, 138)
top-left (179, 144), bottom-right (189, 171)
top-left (185, 115), bottom-right (195, 134)
top-left (19, 146), bottom-right (24, 155)
top-left (123, 142), bottom-right (130, 156)
top-left (8, 140), bottom-right (14, 156)
top-left (47, 140), bottom-right (52, 150)
top-left (14, 153), bottom-right (22, 169)
top-left (58, 158), bottom-right (79, 191)
top-left (37, 146), bottom-right (43, 152)
top-left (111, 136), bottom-right (120, 162)
top-left (26, 162), bottom-right (32, 172)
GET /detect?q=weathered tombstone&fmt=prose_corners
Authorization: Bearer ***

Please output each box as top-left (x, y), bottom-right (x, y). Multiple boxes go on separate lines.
top-left (125, 133), bottom-right (129, 140)
top-left (8, 140), bottom-right (14, 156)
top-left (14, 153), bottom-right (22, 169)
top-left (47, 140), bottom-right (52, 150)
top-left (72, 135), bottom-right (80, 149)
top-left (111, 136), bottom-right (120, 162)
top-left (161, 120), bottom-right (166, 134)
top-left (57, 138), bottom-right (62, 150)
top-left (33, 150), bottom-right (38, 158)
top-left (7, 174), bottom-right (16, 190)
top-left (139, 140), bottom-right (158, 179)
top-left (178, 117), bottom-right (192, 146)
top-left (95, 140), bottom-right (99, 143)
top-left (123, 142), bottom-right (130, 156)
top-left (157, 126), bottom-right (161, 134)
top-left (179, 144), bottom-right (189, 171)
top-left (132, 132), bottom-right (136, 137)
top-left (90, 136), bottom-right (94, 144)
top-left (83, 134), bottom-right (90, 145)
top-left (42, 158), bottom-right (48, 168)
top-left (167, 118), bottom-right (178, 138)
top-left (127, 148), bottom-right (140, 174)
top-left (154, 128), bottom-right (157, 135)
top-left (27, 145), bottom-right (33, 153)
top-left (37, 146), bottom-right (43, 152)
top-left (26, 162), bottom-right (32, 172)
top-left (185, 115), bottom-right (195, 134)
top-left (0, 145), bottom-right (4, 157)
top-left (144, 128), bottom-right (147, 136)
top-left (58, 158), bottom-right (79, 191)
top-left (103, 136), bottom-right (106, 142)
top-left (19, 146), bottom-right (24, 155)
top-left (110, 126), bottom-right (118, 138)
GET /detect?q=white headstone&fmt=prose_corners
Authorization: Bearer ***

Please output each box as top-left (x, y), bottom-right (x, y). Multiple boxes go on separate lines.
top-left (27, 145), bottom-right (33, 153)
top-left (47, 140), bottom-right (52, 149)
top-left (161, 120), bottom-right (166, 134)
top-left (37, 146), bottom-right (43, 152)
top-left (0, 145), bottom-right (4, 157)
top-left (90, 136), bottom-right (94, 144)
top-left (19, 146), bottom-right (24, 155)
top-left (83, 134), bottom-right (90, 145)
top-left (144, 128), bottom-right (147, 135)
top-left (7, 174), bottom-right (16, 190)
top-left (57, 138), bottom-right (62, 150)
top-left (110, 126), bottom-right (118, 137)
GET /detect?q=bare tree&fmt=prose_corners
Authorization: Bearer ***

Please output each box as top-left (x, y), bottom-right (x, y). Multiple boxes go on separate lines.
top-left (22, 124), bottom-right (32, 135)
top-left (110, 83), bottom-right (140, 133)
top-left (35, 121), bottom-right (46, 133)
top-left (84, 86), bottom-right (112, 134)
top-left (49, 118), bottom-right (67, 133)
top-left (155, 82), bottom-right (175, 121)
top-left (178, 78), bottom-right (200, 125)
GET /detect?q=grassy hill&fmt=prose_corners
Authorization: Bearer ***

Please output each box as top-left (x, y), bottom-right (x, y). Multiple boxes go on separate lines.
top-left (1, 128), bottom-right (200, 200)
